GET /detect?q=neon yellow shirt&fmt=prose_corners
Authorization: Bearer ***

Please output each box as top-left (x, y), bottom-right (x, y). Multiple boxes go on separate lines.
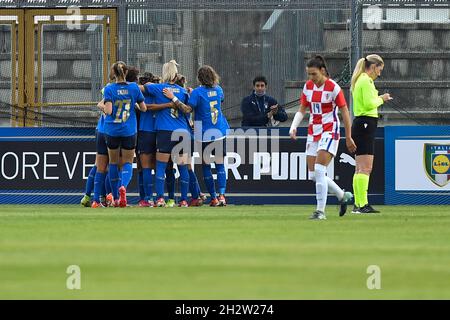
top-left (352, 73), bottom-right (383, 118)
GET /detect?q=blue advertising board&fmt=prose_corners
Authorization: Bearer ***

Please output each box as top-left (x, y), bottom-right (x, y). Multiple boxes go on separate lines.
top-left (385, 126), bottom-right (450, 205)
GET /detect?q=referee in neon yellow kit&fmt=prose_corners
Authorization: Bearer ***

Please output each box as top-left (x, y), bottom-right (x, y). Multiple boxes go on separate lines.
top-left (350, 54), bottom-right (392, 213)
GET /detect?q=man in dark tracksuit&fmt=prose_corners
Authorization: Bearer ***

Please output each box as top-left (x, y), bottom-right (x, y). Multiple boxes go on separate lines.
top-left (241, 76), bottom-right (288, 127)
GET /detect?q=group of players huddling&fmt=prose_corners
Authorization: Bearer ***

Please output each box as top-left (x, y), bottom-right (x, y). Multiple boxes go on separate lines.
top-left (80, 60), bottom-right (229, 208)
top-left (81, 54), bottom-right (381, 219)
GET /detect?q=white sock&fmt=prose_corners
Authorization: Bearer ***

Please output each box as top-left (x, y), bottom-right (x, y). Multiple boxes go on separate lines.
top-left (326, 176), bottom-right (344, 201)
top-left (311, 170), bottom-right (344, 201)
top-left (314, 163), bottom-right (328, 213)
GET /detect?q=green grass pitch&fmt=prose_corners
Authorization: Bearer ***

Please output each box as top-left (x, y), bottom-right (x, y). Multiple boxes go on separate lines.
top-left (0, 205), bottom-right (449, 299)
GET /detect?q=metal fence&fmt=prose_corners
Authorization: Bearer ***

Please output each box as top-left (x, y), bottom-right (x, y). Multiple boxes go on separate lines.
top-left (0, 0), bottom-right (449, 126)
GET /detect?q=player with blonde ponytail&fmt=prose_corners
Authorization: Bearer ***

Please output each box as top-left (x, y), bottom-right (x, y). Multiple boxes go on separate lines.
top-left (141, 60), bottom-right (194, 207)
top-left (351, 54), bottom-right (392, 214)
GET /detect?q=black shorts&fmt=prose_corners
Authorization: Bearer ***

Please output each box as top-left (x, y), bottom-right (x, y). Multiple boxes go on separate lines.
top-left (105, 134), bottom-right (137, 150)
top-left (156, 130), bottom-right (191, 155)
top-left (137, 131), bottom-right (157, 154)
top-left (96, 130), bottom-right (108, 155)
top-left (351, 116), bottom-right (378, 156)
top-left (200, 139), bottom-right (227, 159)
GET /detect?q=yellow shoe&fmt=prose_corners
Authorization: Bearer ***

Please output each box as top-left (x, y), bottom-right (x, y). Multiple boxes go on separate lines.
top-left (80, 195), bottom-right (91, 207)
top-left (165, 199), bottom-right (175, 208)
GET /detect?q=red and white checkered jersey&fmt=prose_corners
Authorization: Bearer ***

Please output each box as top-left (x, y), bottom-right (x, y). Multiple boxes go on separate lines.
top-left (300, 78), bottom-right (347, 142)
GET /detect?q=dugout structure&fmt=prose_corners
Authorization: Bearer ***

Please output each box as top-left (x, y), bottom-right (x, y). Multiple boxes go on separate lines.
top-left (0, 0), bottom-right (448, 127)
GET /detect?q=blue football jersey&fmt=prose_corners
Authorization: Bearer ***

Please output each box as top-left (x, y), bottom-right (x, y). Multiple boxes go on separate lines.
top-left (103, 82), bottom-right (144, 137)
top-left (96, 84), bottom-right (111, 133)
top-left (145, 83), bottom-right (190, 132)
top-left (96, 114), bottom-right (106, 133)
top-left (188, 85), bottom-right (229, 141)
top-left (139, 95), bottom-right (156, 132)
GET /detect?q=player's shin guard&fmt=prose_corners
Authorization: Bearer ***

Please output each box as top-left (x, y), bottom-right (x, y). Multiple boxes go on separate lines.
top-left (188, 168), bottom-right (200, 199)
top-left (314, 163), bottom-right (328, 213)
top-left (85, 166), bottom-right (97, 196)
top-left (93, 171), bottom-right (106, 203)
top-left (155, 160), bottom-right (168, 199)
top-left (138, 170), bottom-right (145, 201)
top-left (121, 162), bottom-right (133, 188)
top-left (178, 164), bottom-right (189, 201)
top-left (109, 164), bottom-right (120, 200)
top-left (215, 163), bottom-right (226, 195)
top-left (165, 166), bottom-right (176, 200)
top-left (142, 168), bottom-right (153, 201)
top-left (202, 164), bottom-right (217, 199)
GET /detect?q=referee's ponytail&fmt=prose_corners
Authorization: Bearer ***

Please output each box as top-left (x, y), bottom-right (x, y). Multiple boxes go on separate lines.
top-left (351, 58), bottom-right (366, 92)
top-left (351, 54), bottom-right (384, 91)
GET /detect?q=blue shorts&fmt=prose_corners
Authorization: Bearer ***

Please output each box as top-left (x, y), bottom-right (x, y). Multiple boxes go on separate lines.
top-left (96, 130), bottom-right (108, 155)
top-left (105, 134), bottom-right (137, 150)
top-left (156, 130), bottom-right (191, 155)
top-left (138, 131), bottom-right (157, 154)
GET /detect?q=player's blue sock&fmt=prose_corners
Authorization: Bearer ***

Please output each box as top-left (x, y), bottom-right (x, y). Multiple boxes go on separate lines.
top-left (155, 160), bottom-right (167, 199)
top-left (109, 164), bottom-right (120, 200)
top-left (93, 171), bottom-right (105, 203)
top-left (196, 180), bottom-right (202, 197)
top-left (165, 166), bottom-right (176, 199)
top-left (178, 164), bottom-right (189, 202)
top-left (188, 168), bottom-right (200, 199)
top-left (138, 170), bottom-right (145, 201)
top-left (104, 172), bottom-right (111, 195)
top-left (142, 168), bottom-right (153, 201)
top-left (121, 162), bottom-right (133, 188)
top-left (85, 166), bottom-right (97, 196)
top-left (216, 163), bottom-right (227, 195)
top-left (202, 164), bottom-right (216, 199)
top-left (118, 171), bottom-right (122, 190)
top-left (100, 173), bottom-right (106, 198)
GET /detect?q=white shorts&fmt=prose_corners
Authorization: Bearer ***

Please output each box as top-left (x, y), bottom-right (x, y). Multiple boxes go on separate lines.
top-left (306, 136), bottom-right (339, 157)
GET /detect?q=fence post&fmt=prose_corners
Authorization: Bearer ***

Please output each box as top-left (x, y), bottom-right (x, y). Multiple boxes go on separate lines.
top-left (118, 1), bottom-right (128, 63)
top-left (350, 0), bottom-right (363, 118)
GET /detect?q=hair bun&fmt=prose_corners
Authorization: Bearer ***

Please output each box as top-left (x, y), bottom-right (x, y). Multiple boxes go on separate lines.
top-left (315, 55), bottom-right (324, 61)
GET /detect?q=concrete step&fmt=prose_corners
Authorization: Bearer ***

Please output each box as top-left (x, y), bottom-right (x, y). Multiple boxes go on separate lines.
top-left (0, 52), bottom-right (93, 61)
top-left (0, 80), bottom-right (93, 89)
top-left (285, 80), bottom-right (450, 89)
top-left (0, 27), bottom-right (101, 52)
top-left (302, 51), bottom-right (450, 81)
top-left (284, 80), bottom-right (450, 114)
top-left (39, 108), bottom-right (100, 127)
top-left (323, 22), bottom-right (450, 52)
